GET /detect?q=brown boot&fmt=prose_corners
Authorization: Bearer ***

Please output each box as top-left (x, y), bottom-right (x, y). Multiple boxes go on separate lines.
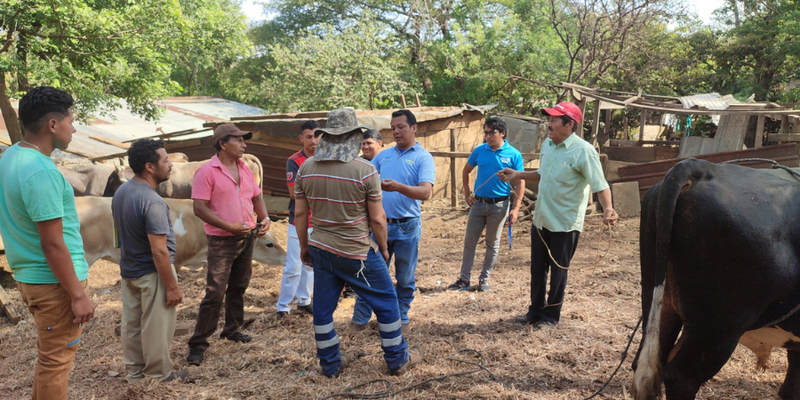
top-left (350, 322), bottom-right (368, 332)
top-left (389, 345), bottom-right (424, 376)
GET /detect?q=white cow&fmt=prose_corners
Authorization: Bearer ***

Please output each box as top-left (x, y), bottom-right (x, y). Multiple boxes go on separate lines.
top-left (57, 164), bottom-right (117, 196)
top-left (105, 154), bottom-right (263, 199)
top-left (77, 196), bottom-right (285, 269)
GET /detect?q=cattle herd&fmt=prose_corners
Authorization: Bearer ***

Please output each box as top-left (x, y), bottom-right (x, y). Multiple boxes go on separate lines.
top-left (5, 147), bottom-right (800, 399)
top-left (0, 152), bottom-right (285, 268)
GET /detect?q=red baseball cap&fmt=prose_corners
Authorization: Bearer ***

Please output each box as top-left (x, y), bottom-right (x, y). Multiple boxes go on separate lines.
top-left (542, 102), bottom-right (583, 124)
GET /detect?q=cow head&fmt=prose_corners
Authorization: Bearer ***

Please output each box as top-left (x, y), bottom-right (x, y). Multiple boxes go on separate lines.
top-left (253, 232), bottom-right (287, 266)
top-left (104, 165), bottom-right (135, 197)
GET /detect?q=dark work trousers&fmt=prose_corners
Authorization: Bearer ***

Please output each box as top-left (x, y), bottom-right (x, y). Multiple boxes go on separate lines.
top-left (528, 227), bottom-right (581, 324)
top-left (188, 233), bottom-right (256, 350)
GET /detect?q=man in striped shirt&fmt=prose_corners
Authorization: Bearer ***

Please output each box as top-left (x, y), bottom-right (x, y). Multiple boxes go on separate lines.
top-left (294, 108), bottom-right (423, 377)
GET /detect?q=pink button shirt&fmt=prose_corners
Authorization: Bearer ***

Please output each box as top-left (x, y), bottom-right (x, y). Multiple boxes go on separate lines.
top-left (192, 154), bottom-right (259, 236)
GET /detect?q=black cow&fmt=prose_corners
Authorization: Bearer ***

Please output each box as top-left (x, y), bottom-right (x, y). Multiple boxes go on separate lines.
top-left (632, 158), bottom-right (800, 400)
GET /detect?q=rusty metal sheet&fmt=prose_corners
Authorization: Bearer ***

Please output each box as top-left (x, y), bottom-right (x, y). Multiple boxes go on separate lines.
top-left (611, 143), bottom-right (800, 199)
top-left (617, 143), bottom-right (799, 178)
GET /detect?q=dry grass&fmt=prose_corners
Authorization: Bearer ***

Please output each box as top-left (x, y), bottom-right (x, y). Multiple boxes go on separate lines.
top-left (0, 202), bottom-right (790, 399)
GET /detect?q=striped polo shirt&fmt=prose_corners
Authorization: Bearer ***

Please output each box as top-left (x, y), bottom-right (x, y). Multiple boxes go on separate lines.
top-left (295, 157), bottom-right (382, 260)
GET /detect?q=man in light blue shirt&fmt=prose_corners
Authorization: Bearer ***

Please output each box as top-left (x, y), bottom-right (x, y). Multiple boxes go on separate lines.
top-left (499, 102), bottom-right (617, 329)
top-left (449, 117), bottom-right (524, 292)
top-left (351, 109), bottom-right (435, 335)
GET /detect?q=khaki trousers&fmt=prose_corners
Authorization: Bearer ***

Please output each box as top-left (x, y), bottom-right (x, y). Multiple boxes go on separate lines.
top-left (121, 268), bottom-right (177, 381)
top-left (17, 280), bottom-right (88, 400)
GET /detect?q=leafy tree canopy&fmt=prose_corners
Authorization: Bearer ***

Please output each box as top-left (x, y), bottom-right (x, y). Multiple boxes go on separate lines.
top-left (0, 0), bottom-right (184, 142)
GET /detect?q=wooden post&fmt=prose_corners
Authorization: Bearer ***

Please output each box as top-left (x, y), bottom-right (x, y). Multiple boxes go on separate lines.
top-left (604, 108), bottom-right (612, 139)
top-left (414, 93), bottom-right (421, 107)
top-left (576, 98), bottom-right (587, 139)
top-left (400, 94), bottom-right (407, 108)
top-left (639, 110), bottom-right (647, 145)
top-left (450, 129), bottom-right (458, 208)
top-left (591, 100), bottom-right (601, 147)
top-left (755, 114), bottom-right (765, 148)
top-left (781, 115), bottom-right (790, 133)
top-left (0, 285), bottom-right (21, 324)
top-left (623, 116), bottom-right (629, 140)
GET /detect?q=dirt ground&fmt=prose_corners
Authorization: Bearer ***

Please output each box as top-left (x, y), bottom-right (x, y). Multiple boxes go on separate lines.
top-left (0, 201), bottom-right (790, 399)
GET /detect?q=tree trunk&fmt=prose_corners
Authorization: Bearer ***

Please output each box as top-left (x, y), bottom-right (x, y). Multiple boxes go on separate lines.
top-left (0, 72), bottom-right (23, 143)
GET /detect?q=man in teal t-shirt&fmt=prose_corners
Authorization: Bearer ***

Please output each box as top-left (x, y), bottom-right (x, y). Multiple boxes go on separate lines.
top-left (0, 86), bottom-right (94, 400)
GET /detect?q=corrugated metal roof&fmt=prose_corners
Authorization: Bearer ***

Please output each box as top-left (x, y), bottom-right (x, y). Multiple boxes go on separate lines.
top-left (678, 93), bottom-right (741, 110)
top-left (0, 97), bottom-right (267, 159)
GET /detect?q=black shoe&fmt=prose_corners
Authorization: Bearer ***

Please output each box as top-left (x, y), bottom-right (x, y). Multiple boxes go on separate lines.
top-left (297, 303), bottom-right (314, 315)
top-left (447, 279), bottom-right (471, 291)
top-left (534, 321), bottom-right (557, 330)
top-left (342, 285), bottom-right (357, 299)
top-left (186, 348), bottom-right (204, 366)
top-left (162, 369), bottom-right (190, 382)
top-left (277, 311), bottom-right (288, 320)
top-left (515, 315), bottom-right (538, 324)
top-left (226, 331), bottom-right (253, 343)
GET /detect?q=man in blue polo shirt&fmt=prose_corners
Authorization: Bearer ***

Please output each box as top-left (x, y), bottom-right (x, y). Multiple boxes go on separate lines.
top-left (448, 117), bottom-right (524, 292)
top-left (351, 109), bottom-right (435, 335)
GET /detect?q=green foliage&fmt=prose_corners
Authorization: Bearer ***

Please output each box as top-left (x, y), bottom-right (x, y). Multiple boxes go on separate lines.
top-left (169, 0), bottom-right (252, 96)
top-left (248, 17), bottom-right (412, 112)
top-left (707, 0), bottom-right (800, 101)
top-left (0, 0), bottom-right (183, 123)
top-left (422, 0), bottom-right (564, 113)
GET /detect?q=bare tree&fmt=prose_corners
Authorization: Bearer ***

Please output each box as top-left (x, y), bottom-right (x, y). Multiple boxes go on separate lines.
top-left (546, 0), bottom-right (683, 99)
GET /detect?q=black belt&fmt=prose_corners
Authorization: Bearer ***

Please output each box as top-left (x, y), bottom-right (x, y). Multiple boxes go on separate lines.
top-left (387, 217), bottom-right (412, 224)
top-left (207, 229), bottom-right (257, 241)
top-left (474, 196), bottom-right (509, 204)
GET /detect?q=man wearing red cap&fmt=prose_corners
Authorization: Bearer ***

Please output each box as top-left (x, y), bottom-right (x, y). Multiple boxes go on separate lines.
top-left (499, 102), bottom-right (617, 329)
top-left (186, 124), bottom-right (270, 365)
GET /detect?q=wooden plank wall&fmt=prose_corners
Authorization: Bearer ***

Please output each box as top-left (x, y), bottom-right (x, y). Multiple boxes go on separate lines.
top-left (167, 112), bottom-right (487, 206)
top-left (678, 114), bottom-right (750, 158)
top-left (603, 146), bottom-right (679, 163)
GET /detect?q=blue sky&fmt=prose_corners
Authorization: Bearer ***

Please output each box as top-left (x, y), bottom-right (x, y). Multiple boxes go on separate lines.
top-left (239, 0), bottom-right (726, 25)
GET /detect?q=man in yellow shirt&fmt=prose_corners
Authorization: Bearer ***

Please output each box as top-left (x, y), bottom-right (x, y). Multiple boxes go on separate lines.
top-left (499, 102), bottom-right (617, 329)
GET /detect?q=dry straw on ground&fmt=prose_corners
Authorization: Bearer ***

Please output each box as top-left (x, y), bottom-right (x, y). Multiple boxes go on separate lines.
top-left (0, 203), bottom-right (789, 399)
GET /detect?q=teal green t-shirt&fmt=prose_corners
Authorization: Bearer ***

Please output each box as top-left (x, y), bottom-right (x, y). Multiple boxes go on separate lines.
top-left (0, 144), bottom-right (89, 284)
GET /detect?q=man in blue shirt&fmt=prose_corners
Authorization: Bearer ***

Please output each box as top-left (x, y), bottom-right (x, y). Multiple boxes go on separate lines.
top-left (448, 118), bottom-right (524, 292)
top-left (351, 109), bottom-right (436, 335)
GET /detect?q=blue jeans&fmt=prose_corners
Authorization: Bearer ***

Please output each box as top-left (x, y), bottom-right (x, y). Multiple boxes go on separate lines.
top-left (310, 247), bottom-right (408, 377)
top-left (351, 217), bottom-right (421, 326)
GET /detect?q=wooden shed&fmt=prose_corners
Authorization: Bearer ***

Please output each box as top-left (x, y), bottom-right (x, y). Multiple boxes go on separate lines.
top-left (161, 106), bottom-right (495, 215)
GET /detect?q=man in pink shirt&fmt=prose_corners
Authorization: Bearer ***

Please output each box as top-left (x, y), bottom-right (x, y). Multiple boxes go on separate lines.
top-left (186, 124), bottom-right (270, 366)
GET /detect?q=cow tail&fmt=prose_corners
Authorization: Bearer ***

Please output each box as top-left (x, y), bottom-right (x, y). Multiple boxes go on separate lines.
top-left (633, 159), bottom-right (699, 400)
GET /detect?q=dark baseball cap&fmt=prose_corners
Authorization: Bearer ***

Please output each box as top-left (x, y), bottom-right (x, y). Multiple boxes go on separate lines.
top-left (211, 123), bottom-right (252, 144)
